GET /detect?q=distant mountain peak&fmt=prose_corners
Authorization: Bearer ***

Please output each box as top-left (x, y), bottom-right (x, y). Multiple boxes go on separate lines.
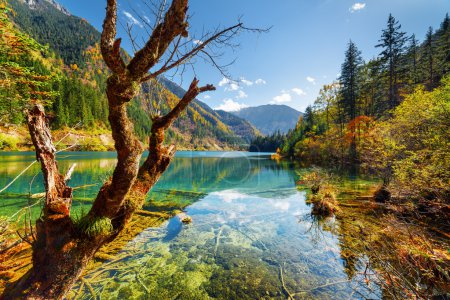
top-left (21, 0), bottom-right (71, 15)
top-left (229, 104), bottom-right (302, 135)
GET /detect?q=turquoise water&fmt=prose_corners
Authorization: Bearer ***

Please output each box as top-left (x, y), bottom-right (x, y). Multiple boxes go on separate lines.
top-left (0, 152), bottom-right (380, 299)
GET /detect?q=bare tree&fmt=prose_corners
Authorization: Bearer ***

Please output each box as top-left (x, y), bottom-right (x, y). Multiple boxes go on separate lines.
top-left (3, 0), bottom-right (261, 298)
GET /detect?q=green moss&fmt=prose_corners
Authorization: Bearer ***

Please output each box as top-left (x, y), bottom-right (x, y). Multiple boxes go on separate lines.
top-left (74, 212), bottom-right (113, 237)
top-left (117, 286), bottom-right (137, 299)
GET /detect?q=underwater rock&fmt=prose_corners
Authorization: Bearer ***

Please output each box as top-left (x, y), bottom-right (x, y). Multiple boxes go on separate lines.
top-left (177, 212), bottom-right (192, 224)
top-left (163, 217), bottom-right (183, 242)
top-left (181, 216), bottom-right (192, 224)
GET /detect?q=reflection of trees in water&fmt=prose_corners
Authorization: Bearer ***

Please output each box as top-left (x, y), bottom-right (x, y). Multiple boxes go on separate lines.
top-left (0, 157), bottom-right (116, 195)
top-left (0, 155), bottom-right (299, 221)
top-left (154, 156), bottom-right (297, 194)
top-left (306, 201), bottom-right (449, 299)
top-left (1, 154), bottom-right (297, 200)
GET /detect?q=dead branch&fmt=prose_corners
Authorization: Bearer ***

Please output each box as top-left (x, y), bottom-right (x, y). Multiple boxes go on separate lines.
top-left (26, 104), bottom-right (72, 217)
top-left (141, 23), bottom-right (244, 82)
top-left (64, 163), bottom-right (77, 182)
top-left (127, 0), bottom-right (189, 80)
top-left (0, 161), bottom-right (36, 194)
top-left (3, 0), bottom-right (263, 297)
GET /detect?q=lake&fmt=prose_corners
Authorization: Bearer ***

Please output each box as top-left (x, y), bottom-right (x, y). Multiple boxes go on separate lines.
top-left (1, 151), bottom-right (382, 299)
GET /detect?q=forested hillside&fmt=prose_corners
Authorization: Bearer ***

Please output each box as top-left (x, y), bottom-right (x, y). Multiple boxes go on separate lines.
top-left (282, 13), bottom-right (450, 207)
top-left (0, 0), bottom-right (256, 150)
top-left (9, 0), bottom-right (99, 65)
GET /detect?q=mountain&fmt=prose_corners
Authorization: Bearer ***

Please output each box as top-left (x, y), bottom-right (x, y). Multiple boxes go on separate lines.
top-left (21, 0), bottom-right (71, 15)
top-left (10, 0), bottom-right (99, 65)
top-left (214, 110), bottom-right (260, 143)
top-left (231, 105), bottom-right (302, 135)
top-left (158, 77), bottom-right (260, 143)
top-left (5, 0), bottom-right (257, 150)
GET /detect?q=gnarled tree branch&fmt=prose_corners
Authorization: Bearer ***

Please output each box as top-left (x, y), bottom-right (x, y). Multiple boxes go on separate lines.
top-left (101, 0), bottom-right (127, 77)
top-left (127, 0), bottom-right (189, 80)
top-left (130, 78), bottom-right (215, 201)
top-left (141, 23), bottom-right (244, 82)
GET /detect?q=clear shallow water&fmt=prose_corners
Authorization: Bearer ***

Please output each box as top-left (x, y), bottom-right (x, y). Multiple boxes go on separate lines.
top-left (0, 152), bottom-right (380, 299)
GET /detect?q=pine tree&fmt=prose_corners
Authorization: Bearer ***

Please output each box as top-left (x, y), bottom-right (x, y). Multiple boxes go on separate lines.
top-left (423, 27), bottom-right (436, 90)
top-left (408, 34), bottom-right (419, 85)
top-left (339, 40), bottom-right (363, 122)
top-left (376, 14), bottom-right (407, 109)
top-left (303, 105), bottom-right (315, 133)
top-left (436, 13), bottom-right (450, 78)
top-left (340, 40), bottom-right (363, 162)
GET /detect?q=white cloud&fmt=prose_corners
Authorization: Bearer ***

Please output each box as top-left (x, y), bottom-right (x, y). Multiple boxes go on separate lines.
top-left (123, 11), bottom-right (143, 28)
top-left (218, 77), bottom-right (239, 91)
top-left (203, 95), bottom-right (211, 100)
top-left (271, 92), bottom-right (292, 104)
top-left (215, 99), bottom-right (249, 112)
top-left (240, 78), bottom-right (253, 86)
top-left (211, 190), bottom-right (247, 203)
top-left (236, 90), bottom-right (248, 99)
top-left (218, 77), bottom-right (230, 87)
top-left (227, 83), bottom-right (240, 91)
top-left (306, 76), bottom-right (316, 85)
top-left (193, 39), bottom-right (203, 45)
top-left (219, 77), bottom-right (266, 90)
top-left (350, 3), bottom-right (366, 13)
top-left (269, 200), bottom-right (290, 211)
top-left (291, 88), bottom-right (306, 96)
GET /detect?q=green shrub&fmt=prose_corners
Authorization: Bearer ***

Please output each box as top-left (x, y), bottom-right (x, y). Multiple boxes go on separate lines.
top-left (0, 133), bottom-right (21, 150)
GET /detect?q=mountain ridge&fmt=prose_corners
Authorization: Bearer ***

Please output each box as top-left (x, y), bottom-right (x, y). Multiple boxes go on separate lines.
top-left (230, 104), bottom-right (302, 135)
top-left (6, 0), bottom-right (257, 149)
top-left (21, 0), bottom-right (71, 15)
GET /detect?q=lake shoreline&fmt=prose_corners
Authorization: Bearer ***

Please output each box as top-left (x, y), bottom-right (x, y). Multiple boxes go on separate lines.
top-left (0, 126), bottom-right (249, 152)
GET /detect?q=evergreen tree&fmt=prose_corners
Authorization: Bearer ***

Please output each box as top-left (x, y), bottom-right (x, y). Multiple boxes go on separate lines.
top-left (339, 40), bottom-right (363, 122)
top-left (0, 1), bottom-right (55, 124)
top-left (407, 34), bottom-right (419, 85)
top-left (339, 40), bottom-right (363, 161)
top-left (249, 130), bottom-right (286, 152)
top-left (376, 14), bottom-right (407, 109)
top-left (303, 105), bottom-right (315, 133)
top-left (436, 14), bottom-right (450, 78)
top-left (423, 27), bottom-right (436, 90)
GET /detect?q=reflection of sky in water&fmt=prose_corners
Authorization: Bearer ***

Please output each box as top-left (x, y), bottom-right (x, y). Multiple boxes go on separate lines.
top-left (1, 151), bottom-right (381, 299)
top-left (111, 187), bottom-right (380, 299)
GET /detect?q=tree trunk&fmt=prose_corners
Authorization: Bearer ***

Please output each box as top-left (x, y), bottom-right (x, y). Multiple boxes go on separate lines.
top-left (1, 0), bottom-right (234, 297)
top-left (1, 105), bottom-right (103, 299)
top-left (3, 80), bottom-right (213, 299)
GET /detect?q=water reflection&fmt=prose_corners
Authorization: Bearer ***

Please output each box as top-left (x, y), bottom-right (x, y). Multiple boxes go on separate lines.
top-left (1, 152), bottom-right (385, 299)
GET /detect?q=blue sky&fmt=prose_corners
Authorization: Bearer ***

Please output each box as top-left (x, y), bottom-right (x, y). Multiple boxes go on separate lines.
top-left (58, 0), bottom-right (449, 112)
